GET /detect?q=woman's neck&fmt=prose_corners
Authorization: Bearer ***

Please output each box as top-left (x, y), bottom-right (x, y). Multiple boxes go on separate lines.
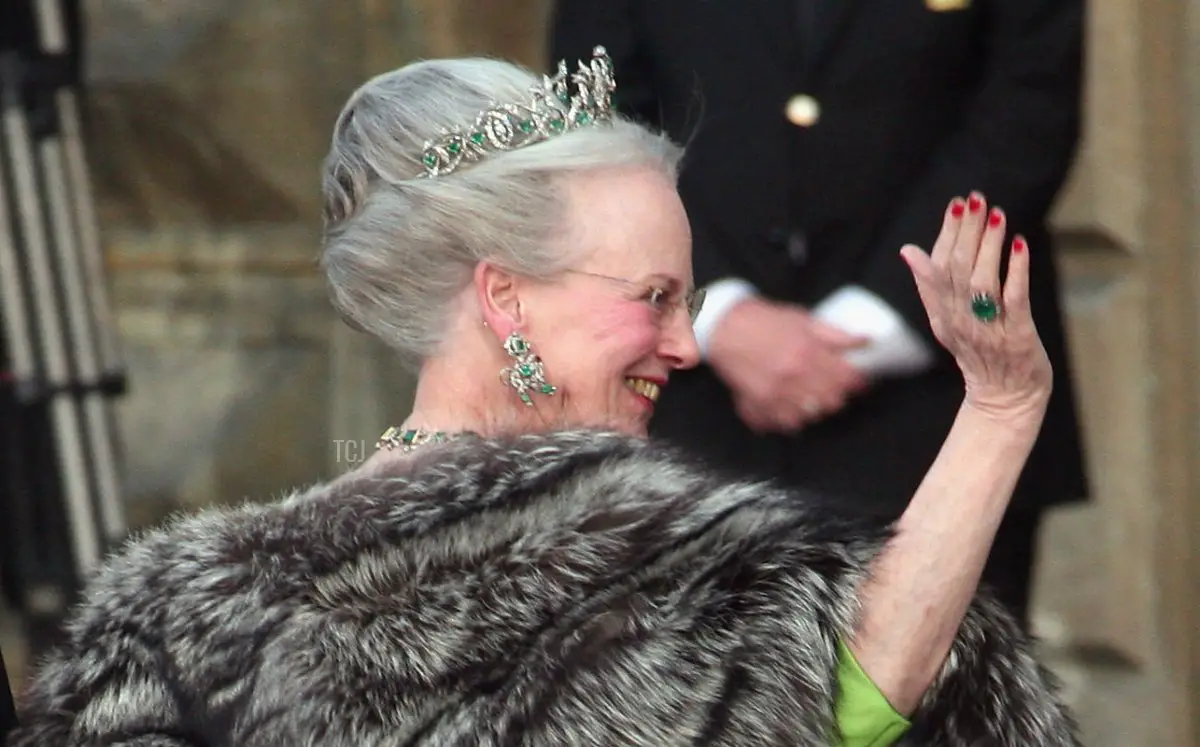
top-left (402, 352), bottom-right (512, 438)
top-left (356, 356), bottom-right (498, 476)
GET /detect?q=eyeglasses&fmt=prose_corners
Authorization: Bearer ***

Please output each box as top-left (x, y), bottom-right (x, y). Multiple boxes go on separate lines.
top-left (565, 270), bottom-right (706, 322)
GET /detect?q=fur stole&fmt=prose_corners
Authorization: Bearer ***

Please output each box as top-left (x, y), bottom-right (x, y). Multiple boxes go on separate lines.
top-left (8, 430), bottom-right (1080, 746)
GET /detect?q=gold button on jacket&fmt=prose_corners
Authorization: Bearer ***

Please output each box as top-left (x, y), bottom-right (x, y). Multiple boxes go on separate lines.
top-left (785, 94), bottom-right (821, 127)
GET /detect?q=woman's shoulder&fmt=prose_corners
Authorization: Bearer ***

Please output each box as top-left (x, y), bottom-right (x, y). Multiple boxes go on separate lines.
top-left (60, 480), bottom-right (342, 640)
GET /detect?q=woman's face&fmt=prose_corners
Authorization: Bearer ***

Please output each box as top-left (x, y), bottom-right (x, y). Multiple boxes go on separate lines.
top-left (518, 165), bottom-right (701, 436)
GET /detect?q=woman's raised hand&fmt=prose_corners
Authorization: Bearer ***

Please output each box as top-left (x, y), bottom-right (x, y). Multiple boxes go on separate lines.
top-left (901, 193), bottom-right (1052, 424)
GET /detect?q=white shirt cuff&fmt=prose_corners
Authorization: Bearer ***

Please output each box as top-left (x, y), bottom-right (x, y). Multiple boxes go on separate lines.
top-left (812, 286), bottom-right (935, 377)
top-left (692, 277), bottom-right (758, 359)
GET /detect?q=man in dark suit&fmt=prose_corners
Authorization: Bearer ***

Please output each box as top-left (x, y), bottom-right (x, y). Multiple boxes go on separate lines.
top-left (550, 0), bottom-right (1090, 627)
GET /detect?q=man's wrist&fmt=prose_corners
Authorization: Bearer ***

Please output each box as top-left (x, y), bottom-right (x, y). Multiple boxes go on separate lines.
top-left (693, 278), bottom-right (759, 359)
top-left (812, 285), bottom-right (935, 377)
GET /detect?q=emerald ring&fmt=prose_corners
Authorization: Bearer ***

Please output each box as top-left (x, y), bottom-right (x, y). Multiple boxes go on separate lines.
top-left (970, 292), bottom-right (1001, 323)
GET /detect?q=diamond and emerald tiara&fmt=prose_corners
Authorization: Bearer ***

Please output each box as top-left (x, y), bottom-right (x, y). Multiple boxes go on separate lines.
top-left (419, 45), bottom-right (616, 178)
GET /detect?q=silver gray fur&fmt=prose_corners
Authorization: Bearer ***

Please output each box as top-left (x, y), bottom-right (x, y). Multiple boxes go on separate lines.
top-left (8, 430), bottom-right (1080, 746)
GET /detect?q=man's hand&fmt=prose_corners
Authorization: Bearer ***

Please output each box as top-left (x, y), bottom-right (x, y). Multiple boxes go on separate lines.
top-left (707, 297), bottom-right (870, 433)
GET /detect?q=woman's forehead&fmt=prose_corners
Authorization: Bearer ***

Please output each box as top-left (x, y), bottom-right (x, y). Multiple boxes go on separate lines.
top-left (564, 170), bottom-right (693, 279)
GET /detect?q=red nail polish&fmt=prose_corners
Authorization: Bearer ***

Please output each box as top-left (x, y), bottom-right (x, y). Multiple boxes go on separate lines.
top-left (988, 209), bottom-right (1002, 227)
top-left (1013, 237), bottom-right (1026, 253)
top-left (968, 195), bottom-right (982, 213)
top-left (950, 201), bottom-right (965, 217)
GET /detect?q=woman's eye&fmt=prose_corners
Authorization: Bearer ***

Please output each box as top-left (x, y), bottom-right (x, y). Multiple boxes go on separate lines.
top-left (645, 287), bottom-right (669, 309)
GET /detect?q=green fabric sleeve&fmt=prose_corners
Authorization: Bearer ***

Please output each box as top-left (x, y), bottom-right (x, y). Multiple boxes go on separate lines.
top-left (833, 638), bottom-right (913, 747)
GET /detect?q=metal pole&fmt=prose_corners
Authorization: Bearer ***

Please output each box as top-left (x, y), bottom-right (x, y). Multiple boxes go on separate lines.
top-left (0, 58), bottom-right (102, 576)
top-left (35, 0), bottom-right (125, 383)
top-left (34, 104), bottom-right (125, 542)
top-left (32, 0), bottom-right (126, 543)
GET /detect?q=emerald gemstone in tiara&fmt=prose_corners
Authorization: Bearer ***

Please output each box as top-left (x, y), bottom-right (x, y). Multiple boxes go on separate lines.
top-left (419, 46), bottom-right (617, 178)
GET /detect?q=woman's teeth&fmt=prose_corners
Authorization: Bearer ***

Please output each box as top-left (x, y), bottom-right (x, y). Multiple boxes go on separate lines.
top-left (625, 377), bottom-right (661, 402)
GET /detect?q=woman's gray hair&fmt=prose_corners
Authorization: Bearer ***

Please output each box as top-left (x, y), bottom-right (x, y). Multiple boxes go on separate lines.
top-left (319, 56), bottom-right (685, 369)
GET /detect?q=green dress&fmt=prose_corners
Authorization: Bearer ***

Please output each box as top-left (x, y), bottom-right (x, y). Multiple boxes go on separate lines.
top-left (834, 639), bottom-right (912, 746)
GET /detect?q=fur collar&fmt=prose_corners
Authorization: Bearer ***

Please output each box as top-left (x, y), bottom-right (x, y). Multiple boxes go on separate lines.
top-left (9, 430), bottom-right (1079, 746)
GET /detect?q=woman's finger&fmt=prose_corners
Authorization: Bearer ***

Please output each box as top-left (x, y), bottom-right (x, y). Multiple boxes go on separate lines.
top-left (929, 197), bottom-right (966, 268)
top-left (1001, 234), bottom-right (1032, 328)
top-left (969, 206), bottom-right (1007, 299)
top-left (901, 243), bottom-right (940, 303)
top-left (951, 192), bottom-right (987, 284)
top-left (901, 244), bottom-right (950, 340)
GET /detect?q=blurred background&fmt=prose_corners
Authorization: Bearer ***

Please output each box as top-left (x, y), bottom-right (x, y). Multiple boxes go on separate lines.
top-left (1, 1), bottom-right (1199, 745)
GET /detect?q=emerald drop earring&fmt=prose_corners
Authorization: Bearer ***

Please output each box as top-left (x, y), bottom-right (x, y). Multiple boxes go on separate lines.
top-left (499, 331), bottom-right (557, 406)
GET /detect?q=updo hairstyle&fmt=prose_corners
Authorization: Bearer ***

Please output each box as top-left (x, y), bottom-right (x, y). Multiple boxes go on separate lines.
top-left (319, 56), bottom-right (683, 369)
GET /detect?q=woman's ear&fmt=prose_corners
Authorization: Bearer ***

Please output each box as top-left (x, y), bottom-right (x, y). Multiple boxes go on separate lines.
top-left (473, 261), bottom-right (523, 338)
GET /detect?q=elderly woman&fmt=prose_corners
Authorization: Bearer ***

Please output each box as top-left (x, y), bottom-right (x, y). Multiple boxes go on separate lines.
top-left (8, 49), bottom-right (1078, 746)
